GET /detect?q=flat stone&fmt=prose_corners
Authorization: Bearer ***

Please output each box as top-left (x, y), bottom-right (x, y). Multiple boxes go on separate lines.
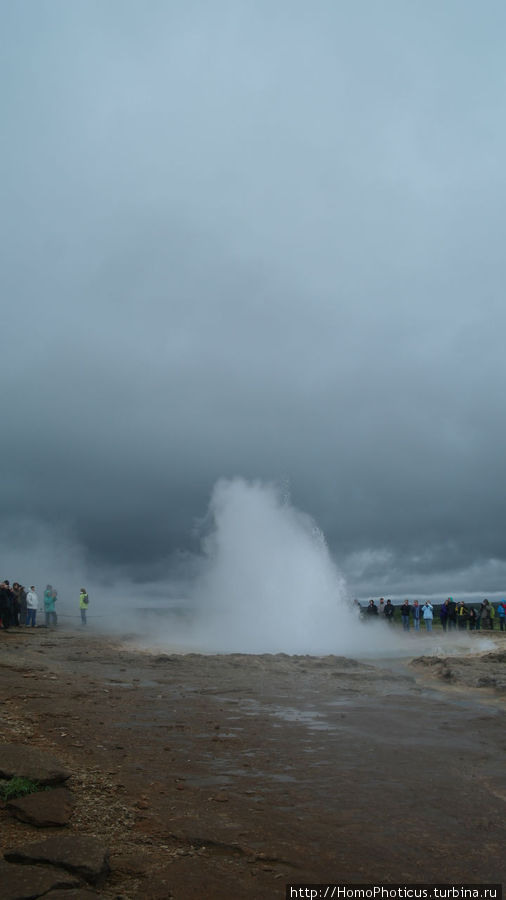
top-left (0, 859), bottom-right (80, 899)
top-left (0, 744), bottom-right (71, 786)
top-left (44, 891), bottom-right (100, 899)
top-left (5, 835), bottom-right (110, 885)
top-left (109, 850), bottom-right (150, 875)
top-left (7, 788), bottom-right (74, 827)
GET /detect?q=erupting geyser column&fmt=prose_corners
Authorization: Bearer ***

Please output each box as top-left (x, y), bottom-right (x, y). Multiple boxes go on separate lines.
top-left (189, 477), bottom-right (356, 654)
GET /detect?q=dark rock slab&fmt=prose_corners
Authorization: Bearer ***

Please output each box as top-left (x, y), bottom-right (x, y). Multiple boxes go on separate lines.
top-left (0, 744), bottom-right (71, 786)
top-left (0, 859), bottom-right (80, 900)
top-left (7, 788), bottom-right (74, 827)
top-left (109, 849), bottom-right (150, 875)
top-left (44, 891), bottom-right (100, 899)
top-left (5, 835), bottom-right (110, 885)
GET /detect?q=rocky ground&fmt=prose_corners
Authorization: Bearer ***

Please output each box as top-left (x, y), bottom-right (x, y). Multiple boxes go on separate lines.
top-left (0, 626), bottom-right (505, 898)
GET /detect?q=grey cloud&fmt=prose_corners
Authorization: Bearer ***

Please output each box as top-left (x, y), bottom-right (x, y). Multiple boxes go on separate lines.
top-left (2, 1), bottom-right (506, 600)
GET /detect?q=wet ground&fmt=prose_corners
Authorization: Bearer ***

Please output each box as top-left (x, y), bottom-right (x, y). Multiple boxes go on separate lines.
top-left (0, 626), bottom-right (505, 898)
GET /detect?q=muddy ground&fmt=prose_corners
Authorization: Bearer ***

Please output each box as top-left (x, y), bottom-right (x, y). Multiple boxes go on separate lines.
top-left (0, 626), bottom-right (505, 898)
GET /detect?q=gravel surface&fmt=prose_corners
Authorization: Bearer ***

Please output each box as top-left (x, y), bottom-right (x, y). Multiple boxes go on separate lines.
top-left (1, 626), bottom-right (505, 898)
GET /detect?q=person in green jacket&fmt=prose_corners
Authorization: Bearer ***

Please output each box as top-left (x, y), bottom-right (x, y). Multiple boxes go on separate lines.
top-left (79, 588), bottom-right (89, 625)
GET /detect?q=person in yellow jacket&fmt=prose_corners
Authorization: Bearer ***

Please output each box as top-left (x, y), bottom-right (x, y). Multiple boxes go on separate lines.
top-left (457, 601), bottom-right (468, 630)
top-left (79, 588), bottom-right (89, 625)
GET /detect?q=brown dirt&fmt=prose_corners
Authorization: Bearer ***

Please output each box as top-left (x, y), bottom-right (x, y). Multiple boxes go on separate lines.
top-left (0, 626), bottom-right (505, 898)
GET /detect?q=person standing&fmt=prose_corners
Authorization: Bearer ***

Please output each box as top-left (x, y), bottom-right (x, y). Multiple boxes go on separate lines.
top-left (79, 588), bottom-right (89, 625)
top-left (401, 599), bottom-right (411, 631)
top-left (19, 584), bottom-right (27, 625)
top-left (44, 585), bottom-right (57, 627)
top-left (457, 601), bottom-right (468, 630)
top-left (447, 597), bottom-right (457, 631)
top-left (352, 599), bottom-right (363, 620)
top-left (26, 586), bottom-right (39, 627)
top-left (479, 599), bottom-right (492, 630)
top-left (12, 582), bottom-right (21, 626)
top-left (413, 600), bottom-right (421, 631)
top-left (422, 601), bottom-right (433, 632)
top-left (439, 598), bottom-right (449, 632)
top-left (0, 581), bottom-right (13, 630)
top-left (51, 589), bottom-right (59, 625)
top-left (11, 583), bottom-right (27, 625)
top-left (366, 599), bottom-right (378, 618)
top-left (384, 599), bottom-right (395, 624)
top-left (497, 599), bottom-right (506, 632)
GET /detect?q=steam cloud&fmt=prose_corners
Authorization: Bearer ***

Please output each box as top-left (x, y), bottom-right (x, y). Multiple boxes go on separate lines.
top-left (187, 478), bottom-right (355, 653)
top-left (3, 478), bottom-right (488, 657)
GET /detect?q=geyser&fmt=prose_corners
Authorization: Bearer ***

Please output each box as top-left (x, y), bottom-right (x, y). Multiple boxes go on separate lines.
top-left (189, 477), bottom-right (357, 654)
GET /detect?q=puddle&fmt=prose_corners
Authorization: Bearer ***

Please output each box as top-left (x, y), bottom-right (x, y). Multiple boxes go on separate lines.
top-left (187, 767), bottom-right (297, 787)
top-left (236, 698), bottom-right (336, 733)
top-left (103, 679), bottom-right (161, 688)
top-left (187, 774), bottom-right (234, 787)
top-left (325, 698), bottom-right (357, 708)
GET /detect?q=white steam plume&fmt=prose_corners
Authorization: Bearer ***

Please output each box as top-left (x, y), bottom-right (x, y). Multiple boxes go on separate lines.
top-left (188, 477), bottom-right (355, 653)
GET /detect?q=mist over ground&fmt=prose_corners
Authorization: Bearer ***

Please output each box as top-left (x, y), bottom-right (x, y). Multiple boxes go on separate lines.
top-left (2, 2), bottom-right (506, 607)
top-left (3, 478), bottom-right (499, 657)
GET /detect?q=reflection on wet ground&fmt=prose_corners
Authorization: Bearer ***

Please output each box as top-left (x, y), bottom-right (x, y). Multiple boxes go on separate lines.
top-left (1, 628), bottom-right (505, 896)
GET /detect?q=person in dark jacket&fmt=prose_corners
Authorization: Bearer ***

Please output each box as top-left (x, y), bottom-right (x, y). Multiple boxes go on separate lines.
top-left (401, 599), bottom-right (411, 631)
top-left (366, 599), bottom-right (379, 618)
top-left (440, 598), bottom-right (449, 632)
top-left (468, 607), bottom-right (477, 631)
top-left (12, 583), bottom-right (27, 626)
top-left (384, 599), bottom-right (395, 623)
top-left (12, 582), bottom-right (21, 626)
top-left (352, 599), bottom-right (364, 620)
top-left (0, 581), bottom-right (13, 630)
top-left (479, 599), bottom-right (492, 630)
top-left (18, 584), bottom-right (27, 626)
top-left (447, 597), bottom-right (457, 631)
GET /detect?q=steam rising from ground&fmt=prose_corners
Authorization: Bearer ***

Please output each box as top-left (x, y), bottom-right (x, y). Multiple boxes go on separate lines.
top-left (176, 479), bottom-right (492, 657)
top-left (2, 478), bottom-right (495, 657)
top-left (185, 478), bottom-right (363, 653)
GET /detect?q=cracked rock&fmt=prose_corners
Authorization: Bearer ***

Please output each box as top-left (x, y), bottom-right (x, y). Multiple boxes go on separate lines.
top-left (5, 835), bottom-right (110, 885)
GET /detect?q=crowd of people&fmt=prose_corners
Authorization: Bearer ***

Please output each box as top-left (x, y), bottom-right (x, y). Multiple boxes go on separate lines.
top-left (2, 582), bottom-right (505, 637)
top-left (356, 596), bottom-right (506, 632)
top-left (0, 582), bottom-right (90, 629)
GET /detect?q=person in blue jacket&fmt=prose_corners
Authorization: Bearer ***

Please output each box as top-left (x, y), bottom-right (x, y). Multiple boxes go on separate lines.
top-left (497, 599), bottom-right (506, 632)
top-left (422, 601), bottom-right (433, 632)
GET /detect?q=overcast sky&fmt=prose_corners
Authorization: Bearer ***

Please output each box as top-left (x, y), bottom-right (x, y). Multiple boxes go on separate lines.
top-left (2, 0), bottom-right (506, 601)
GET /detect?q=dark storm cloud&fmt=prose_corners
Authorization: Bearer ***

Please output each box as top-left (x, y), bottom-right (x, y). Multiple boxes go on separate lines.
top-left (2, 0), bottom-right (506, 597)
